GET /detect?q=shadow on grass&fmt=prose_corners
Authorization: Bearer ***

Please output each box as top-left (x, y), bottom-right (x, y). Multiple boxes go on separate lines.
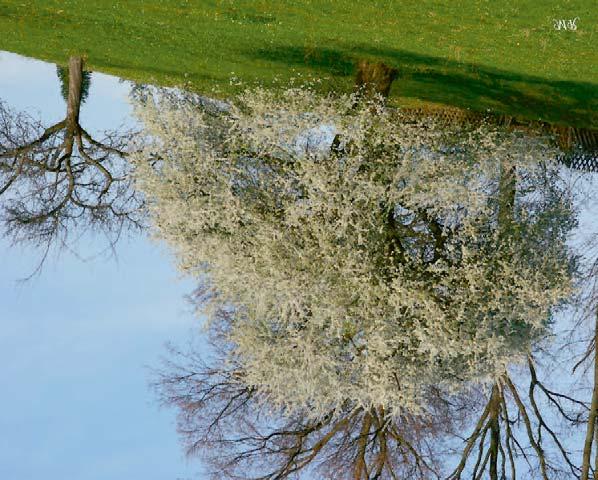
top-left (249, 45), bottom-right (597, 129)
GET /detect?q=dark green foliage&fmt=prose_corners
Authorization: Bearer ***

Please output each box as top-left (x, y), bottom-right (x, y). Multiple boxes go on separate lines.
top-left (55, 65), bottom-right (91, 104)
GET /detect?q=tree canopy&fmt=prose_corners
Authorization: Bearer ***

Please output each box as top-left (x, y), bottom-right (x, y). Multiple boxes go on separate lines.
top-left (134, 87), bottom-right (576, 425)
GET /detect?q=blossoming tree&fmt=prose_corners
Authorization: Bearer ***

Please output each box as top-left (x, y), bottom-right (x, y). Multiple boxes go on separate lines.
top-left (134, 87), bottom-right (578, 478)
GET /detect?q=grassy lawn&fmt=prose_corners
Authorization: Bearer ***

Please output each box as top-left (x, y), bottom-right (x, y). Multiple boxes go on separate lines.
top-left (0, 0), bottom-right (596, 127)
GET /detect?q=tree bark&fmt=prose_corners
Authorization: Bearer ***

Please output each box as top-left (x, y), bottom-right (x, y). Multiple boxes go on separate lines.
top-left (582, 311), bottom-right (598, 480)
top-left (65, 56), bottom-right (84, 153)
top-left (488, 383), bottom-right (501, 480)
top-left (498, 158), bottom-right (516, 237)
top-left (354, 411), bottom-right (372, 480)
top-left (354, 60), bottom-right (398, 99)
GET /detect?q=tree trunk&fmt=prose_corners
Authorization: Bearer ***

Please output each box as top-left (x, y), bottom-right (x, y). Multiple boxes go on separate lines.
top-left (354, 60), bottom-right (398, 99)
top-left (488, 383), bottom-right (501, 480)
top-left (498, 158), bottom-right (516, 238)
top-left (581, 311), bottom-right (598, 480)
top-left (65, 56), bottom-right (84, 153)
top-left (354, 411), bottom-right (372, 480)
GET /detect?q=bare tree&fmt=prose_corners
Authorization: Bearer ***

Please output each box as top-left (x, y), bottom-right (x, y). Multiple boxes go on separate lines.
top-left (0, 56), bottom-right (144, 255)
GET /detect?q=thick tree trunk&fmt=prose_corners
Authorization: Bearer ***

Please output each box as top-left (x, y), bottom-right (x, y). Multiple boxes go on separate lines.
top-left (66, 56), bottom-right (83, 127)
top-left (354, 411), bottom-right (372, 480)
top-left (354, 60), bottom-right (398, 99)
top-left (65, 56), bottom-right (84, 153)
top-left (488, 384), bottom-right (501, 480)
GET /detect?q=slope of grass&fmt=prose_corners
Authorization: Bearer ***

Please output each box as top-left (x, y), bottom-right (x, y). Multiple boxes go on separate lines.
top-left (0, 0), bottom-right (596, 127)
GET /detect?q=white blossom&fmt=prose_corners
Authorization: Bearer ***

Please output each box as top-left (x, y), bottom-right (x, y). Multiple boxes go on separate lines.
top-left (132, 87), bottom-right (576, 420)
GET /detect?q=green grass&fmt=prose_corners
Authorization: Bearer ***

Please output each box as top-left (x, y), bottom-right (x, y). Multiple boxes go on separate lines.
top-left (0, 0), bottom-right (596, 127)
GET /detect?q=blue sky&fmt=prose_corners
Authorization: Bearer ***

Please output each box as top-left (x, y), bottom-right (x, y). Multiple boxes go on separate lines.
top-left (0, 51), bottom-right (202, 480)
